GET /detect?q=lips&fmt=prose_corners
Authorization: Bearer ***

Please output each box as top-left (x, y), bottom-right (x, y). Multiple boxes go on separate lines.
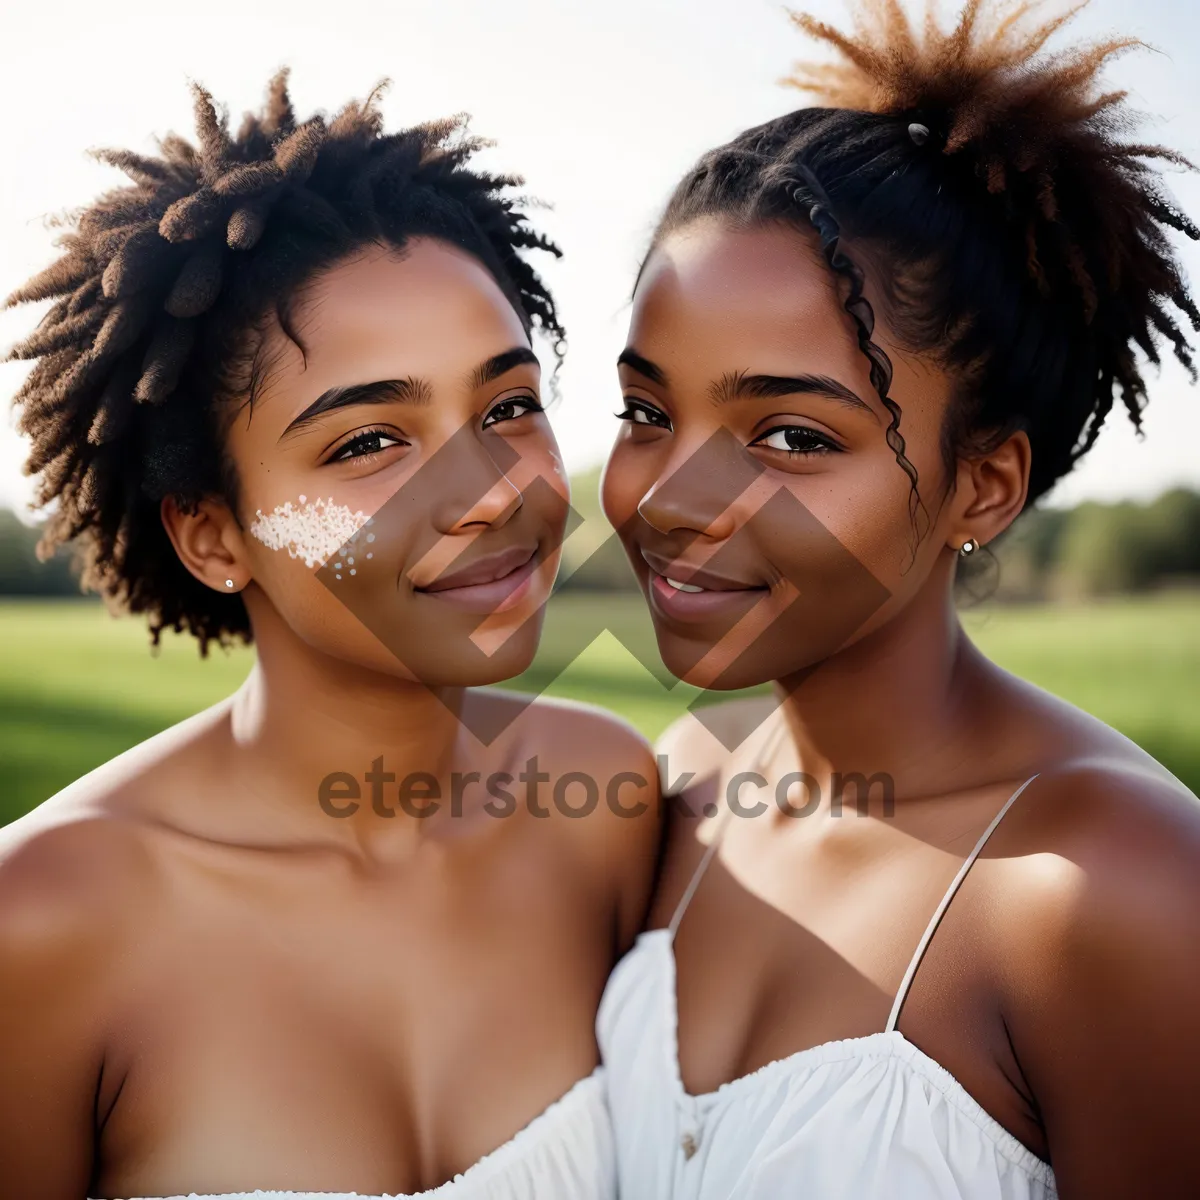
top-left (639, 549), bottom-right (764, 593)
top-left (638, 547), bottom-right (770, 624)
top-left (413, 544), bottom-right (541, 614)
top-left (418, 544), bottom-right (537, 592)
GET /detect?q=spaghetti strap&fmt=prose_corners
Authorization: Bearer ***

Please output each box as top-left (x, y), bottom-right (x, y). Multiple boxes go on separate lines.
top-left (667, 809), bottom-right (733, 938)
top-left (885, 773), bottom-right (1041, 1033)
top-left (667, 715), bottom-right (791, 940)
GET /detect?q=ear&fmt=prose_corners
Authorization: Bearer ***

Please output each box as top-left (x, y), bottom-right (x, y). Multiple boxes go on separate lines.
top-left (160, 495), bottom-right (251, 594)
top-left (948, 430), bottom-right (1031, 554)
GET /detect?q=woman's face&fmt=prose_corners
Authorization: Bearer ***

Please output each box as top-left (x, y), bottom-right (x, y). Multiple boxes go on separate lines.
top-left (221, 238), bottom-right (568, 687)
top-left (602, 217), bottom-right (958, 690)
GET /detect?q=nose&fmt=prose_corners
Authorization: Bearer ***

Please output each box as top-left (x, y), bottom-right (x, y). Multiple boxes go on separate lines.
top-left (430, 424), bottom-right (523, 534)
top-left (636, 426), bottom-right (763, 539)
top-left (445, 475), bottom-right (522, 533)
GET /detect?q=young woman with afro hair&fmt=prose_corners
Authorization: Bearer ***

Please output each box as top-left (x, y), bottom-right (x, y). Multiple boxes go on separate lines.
top-left (0, 74), bottom-right (660, 1200)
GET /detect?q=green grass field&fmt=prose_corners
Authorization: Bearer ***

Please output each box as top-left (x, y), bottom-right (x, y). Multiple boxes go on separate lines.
top-left (2, 593), bottom-right (1198, 826)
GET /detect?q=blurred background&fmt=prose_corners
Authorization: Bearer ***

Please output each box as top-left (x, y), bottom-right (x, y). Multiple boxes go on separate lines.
top-left (2, 0), bottom-right (1198, 825)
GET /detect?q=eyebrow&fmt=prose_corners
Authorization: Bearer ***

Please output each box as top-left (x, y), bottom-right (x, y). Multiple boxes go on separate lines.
top-left (619, 349), bottom-right (877, 422)
top-left (468, 346), bottom-right (540, 390)
top-left (280, 378), bottom-right (432, 440)
top-left (617, 348), bottom-right (669, 387)
top-left (709, 370), bottom-right (878, 420)
top-left (278, 347), bottom-right (540, 441)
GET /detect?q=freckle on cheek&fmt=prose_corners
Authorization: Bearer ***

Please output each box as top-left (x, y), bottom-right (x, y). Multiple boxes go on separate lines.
top-left (248, 496), bottom-right (373, 569)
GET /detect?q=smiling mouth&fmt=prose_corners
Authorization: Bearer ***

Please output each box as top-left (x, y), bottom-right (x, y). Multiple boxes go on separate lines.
top-left (413, 545), bottom-right (541, 614)
top-left (640, 550), bottom-right (770, 623)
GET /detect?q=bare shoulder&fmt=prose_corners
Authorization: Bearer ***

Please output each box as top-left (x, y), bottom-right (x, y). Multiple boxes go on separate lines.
top-left (470, 686), bottom-right (658, 787)
top-left (0, 701), bottom-right (232, 966)
top-left (993, 757), bottom-right (1200, 1010)
top-left (471, 688), bottom-right (662, 948)
top-left (965, 664), bottom-right (1200, 940)
top-left (517, 691), bottom-right (660, 836)
top-left (0, 770), bottom-right (188, 1181)
top-left (986, 759), bottom-right (1200, 1190)
top-left (655, 694), bottom-right (776, 789)
top-left (1002, 755), bottom-right (1200, 890)
top-left (0, 796), bottom-right (159, 966)
top-left (0, 809), bottom-right (157, 1098)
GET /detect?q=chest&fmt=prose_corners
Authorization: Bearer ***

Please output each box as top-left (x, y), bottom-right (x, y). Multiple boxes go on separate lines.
top-left (649, 799), bottom-right (1047, 1160)
top-left (94, 845), bottom-right (606, 1196)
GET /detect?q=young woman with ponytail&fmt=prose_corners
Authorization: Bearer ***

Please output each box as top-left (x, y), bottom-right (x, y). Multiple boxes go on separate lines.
top-left (598, 2), bottom-right (1200, 1195)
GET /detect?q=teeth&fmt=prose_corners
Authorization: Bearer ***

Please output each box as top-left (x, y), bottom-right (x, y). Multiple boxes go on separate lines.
top-left (666, 576), bottom-right (705, 593)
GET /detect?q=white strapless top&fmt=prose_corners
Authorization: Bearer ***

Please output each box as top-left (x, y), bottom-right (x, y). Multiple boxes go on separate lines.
top-left (597, 771), bottom-right (1058, 1199)
top-left (90, 1066), bottom-right (613, 1200)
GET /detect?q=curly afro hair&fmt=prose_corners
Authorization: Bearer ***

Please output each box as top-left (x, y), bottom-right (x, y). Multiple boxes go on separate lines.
top-left (648, 0), bottom-right (1199, 533)
top-left (5, 71), bottom-right (565, 653)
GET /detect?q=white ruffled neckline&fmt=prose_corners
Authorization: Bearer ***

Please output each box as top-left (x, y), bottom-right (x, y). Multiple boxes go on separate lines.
top-left (637, 926), bottom-right (1054, 1185)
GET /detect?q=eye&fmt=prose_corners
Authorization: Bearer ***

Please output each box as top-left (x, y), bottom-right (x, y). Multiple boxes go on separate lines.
top-left (327, 427), bottom-right (408, 463)
top-left (614, 399), bottom-right (672, 431)
top-left (482, 395), bottom-right (544, 427)
top-left (752, 425), bottom-right (840, 456)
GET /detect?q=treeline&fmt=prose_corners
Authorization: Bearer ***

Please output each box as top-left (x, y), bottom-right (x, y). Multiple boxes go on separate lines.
top-left (2, 484), bottom-right (1198, 601)
top-left (984, 486), bottom-right (1200, 601)
top-left (0, 508), bottom-right (78, 596)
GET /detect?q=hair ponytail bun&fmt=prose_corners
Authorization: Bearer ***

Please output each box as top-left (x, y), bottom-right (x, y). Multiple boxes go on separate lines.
top-left (784, 0), bottom-right (1199, 328)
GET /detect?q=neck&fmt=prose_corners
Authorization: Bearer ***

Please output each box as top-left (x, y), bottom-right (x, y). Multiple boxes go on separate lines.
top-left (773, 571), bottom-right (988, 801)
top-left (219, 611), bottom-right (472, 849)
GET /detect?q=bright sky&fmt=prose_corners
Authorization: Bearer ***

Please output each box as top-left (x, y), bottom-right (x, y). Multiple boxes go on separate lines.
top-left (2, 0), bottom-right (1198, 518)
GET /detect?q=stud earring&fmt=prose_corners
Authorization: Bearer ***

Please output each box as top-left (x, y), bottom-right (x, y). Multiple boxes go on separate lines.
top-left (225, 579), bottom-right (235, 588)
top-left (959, 538), bottom-right (979, 557)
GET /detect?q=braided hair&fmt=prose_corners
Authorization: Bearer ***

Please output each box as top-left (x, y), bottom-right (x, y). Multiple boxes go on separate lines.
top-left (5, 72), bottom-right (564, 652)
top-left (645, 0), bottom-right (1199, 533)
